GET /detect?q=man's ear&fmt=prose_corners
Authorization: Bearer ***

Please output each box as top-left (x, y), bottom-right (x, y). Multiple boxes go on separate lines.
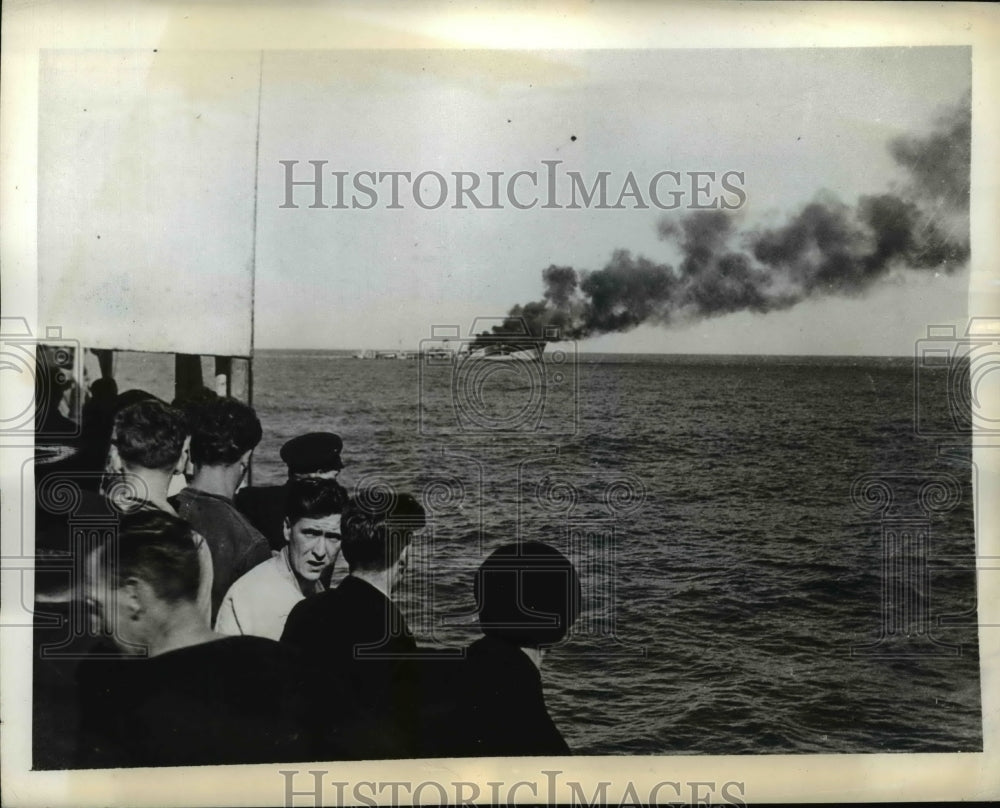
top-left (282, 518), bottom-right (292, 545)
top-left (175, 436), bottom-right (192, 476)
top-left (106, 442), bottom-right (123, 474)
top-left (121, 577), bottom-right (146, 619)
top-left (389, 545), bottom-right (410, 591)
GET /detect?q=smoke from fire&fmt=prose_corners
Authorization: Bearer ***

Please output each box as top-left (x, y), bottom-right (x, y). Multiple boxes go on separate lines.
top-left (479, 97), bottom-right (970, 344)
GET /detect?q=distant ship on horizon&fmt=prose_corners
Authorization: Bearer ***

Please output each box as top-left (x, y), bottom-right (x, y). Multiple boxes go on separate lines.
top-left (460, 340), bottom-right (545, 362)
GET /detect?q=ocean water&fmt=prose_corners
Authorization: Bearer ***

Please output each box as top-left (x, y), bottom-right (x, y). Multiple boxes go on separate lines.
top-left (116, 350), bottom-right (982, 755)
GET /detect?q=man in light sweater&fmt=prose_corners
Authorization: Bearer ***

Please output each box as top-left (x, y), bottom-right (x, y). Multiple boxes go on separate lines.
top-left (215, 478), bottom-right (348, 640)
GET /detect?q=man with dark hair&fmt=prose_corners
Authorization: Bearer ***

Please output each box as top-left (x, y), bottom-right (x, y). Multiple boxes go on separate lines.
top-left (84, 511), bottom-right (209, 655)
top-left (107, 399), bottom-right (189, 490)
top-left (281, 490), bottom-right (426, 759)
top-left (216, 479), bottom-right (348, 640)
top-left (102, 399), bottom-right (213, 621)
top-left (420, 541), bottom-right (581, 758)
top-left (33, 396), bottom-right (211, 768)
top-left (464, 541), bottom-right (580, 755)
top-left (76, 510), bottom-right (314, 767)
top-left (236, 431), bottom-right (345, 552)
top-left (187, 395), bottom-right (263, 469)
top-left (171, 397), bottom-right (270, 620)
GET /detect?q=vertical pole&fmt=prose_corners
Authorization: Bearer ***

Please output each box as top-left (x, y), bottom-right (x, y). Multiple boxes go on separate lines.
top-left (93, 348), bottom-right (115, 379)
top-left (175, 354), bottom-right (203, 403)
top-left (245, 50), bottom-right (264, 486)
top-left (66, 345), bottom-right (81, 421)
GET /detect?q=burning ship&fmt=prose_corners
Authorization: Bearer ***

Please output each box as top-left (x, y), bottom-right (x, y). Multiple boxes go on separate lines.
top-left (462, 339), bottom-right (545, 362)
top-left (462, 316), bottom-right (556, 361)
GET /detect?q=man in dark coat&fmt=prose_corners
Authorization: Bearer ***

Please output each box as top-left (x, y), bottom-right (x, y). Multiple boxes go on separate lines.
top-left (419, 540), bottom-right (582, 758)
top-left (76, 510), bottom-right (316, 767)
top-left (236, 432), bottom-right (344, 552)
top-left (281, 490), bottom-right (425, 759)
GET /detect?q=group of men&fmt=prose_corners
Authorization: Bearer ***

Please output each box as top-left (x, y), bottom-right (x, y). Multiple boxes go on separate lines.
top-left (36, 390), bottom-right (582, 766)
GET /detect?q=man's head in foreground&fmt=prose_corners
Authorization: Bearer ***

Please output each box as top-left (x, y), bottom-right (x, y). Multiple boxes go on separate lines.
top-left (106, 399), bottom-right (188, 476)
top-left (339, 490), bottom-right (426, 593)
top-left (475, 541), bottom-right (582, 649)
top-left (103, 399), bottom-right (189, 505)
top-left (84, 510), bottom-right (207, 656)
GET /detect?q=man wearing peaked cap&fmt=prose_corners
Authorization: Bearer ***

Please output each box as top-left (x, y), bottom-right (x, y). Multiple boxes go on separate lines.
top-left (235, 432), bottom-right (345, 553)
top-left (279, 432), bottom-right (344, 476)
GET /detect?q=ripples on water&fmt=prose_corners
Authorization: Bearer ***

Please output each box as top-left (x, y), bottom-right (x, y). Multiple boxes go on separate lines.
top-left (117, 350), bottom-right (982, 754)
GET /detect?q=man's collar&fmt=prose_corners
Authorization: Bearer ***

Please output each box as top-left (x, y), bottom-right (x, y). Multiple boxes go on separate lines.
top-left (182, 485), bottom-right (234, 503)
top-left (345, 571), bottom-right (392, 599)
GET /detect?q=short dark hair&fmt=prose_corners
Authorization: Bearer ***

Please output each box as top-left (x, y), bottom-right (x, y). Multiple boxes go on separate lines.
top-left (474, 541), bottom-right (581, 648)
top-left (170, 386), bottom-right (218, 411)
top-left (112, 400), bottom-right (187, 472)
top-left (96, 510), bottom-right (201, 605)
top-left (339, 490), bottom-right (425, 572)
top-left (113, 389), bottom-right (160, 413)
top-left (284, 478), bottom-right (349, 525)
top-left (189, 397), bottom-right (262, 467)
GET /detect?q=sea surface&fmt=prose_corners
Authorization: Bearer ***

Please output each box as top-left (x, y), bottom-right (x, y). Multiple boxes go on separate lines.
top-left (116, 350), bottom-right (982, 755)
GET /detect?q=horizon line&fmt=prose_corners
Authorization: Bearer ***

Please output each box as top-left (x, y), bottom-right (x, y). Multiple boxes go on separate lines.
top-left (252, 346), bottom-right (920, 359)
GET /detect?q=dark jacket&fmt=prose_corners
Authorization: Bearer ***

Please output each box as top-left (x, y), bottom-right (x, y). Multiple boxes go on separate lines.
top-left (421, 636), bottom-right (572, 758)
top-left (234, 484), bottom-right (288, 553)
top-left (75, 636), bottom-right (316, 768)
top-left (171, 487), bottom-right (271, 620)
top-left (281, 575), bottom-right (419, 759)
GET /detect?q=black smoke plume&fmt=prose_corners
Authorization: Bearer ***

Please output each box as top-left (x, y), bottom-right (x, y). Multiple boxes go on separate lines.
top-left (474, 97), bottom-right (970, 346)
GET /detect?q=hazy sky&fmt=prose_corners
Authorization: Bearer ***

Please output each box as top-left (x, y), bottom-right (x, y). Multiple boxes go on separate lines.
top-left (39, 46), bottom-right (972, 355)
top-left (251, 47), bottom-right (970, 354)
